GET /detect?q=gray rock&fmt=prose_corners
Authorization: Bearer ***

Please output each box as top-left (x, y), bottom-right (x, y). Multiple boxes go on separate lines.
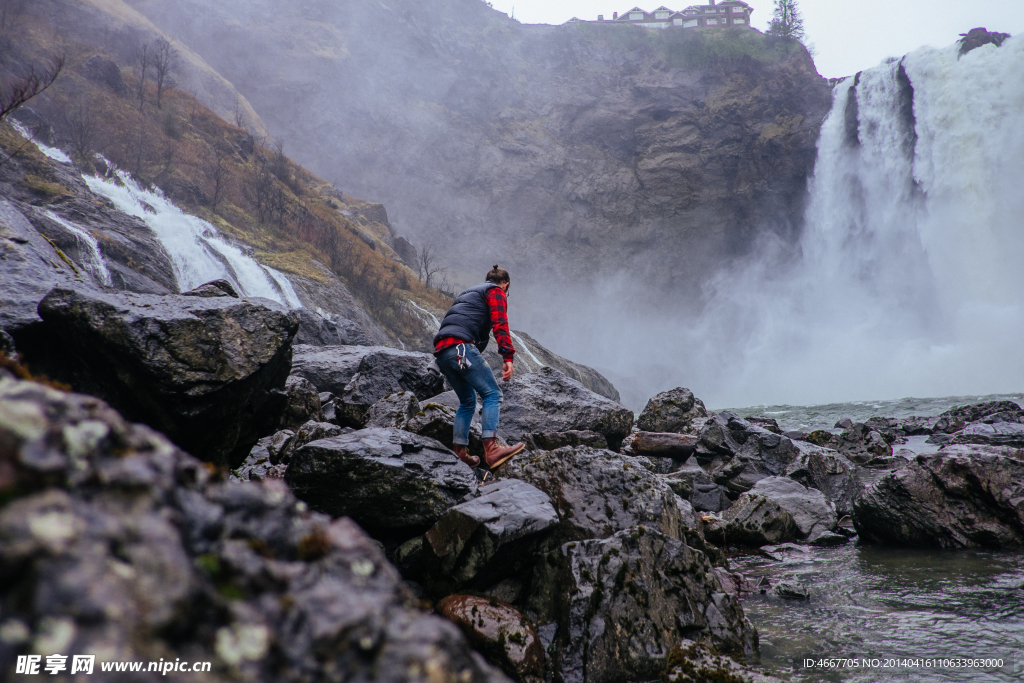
top-left (555, 527), bottom-right (758, 683)
top-left (365, 391), bottom-right (421, 429)
top-left (899, 415), bottom-right (938, 435)
top-left (853, 449), bottom-right (1024, 548)
top-left (0, 376), bottom-right (507, 683)
top-left (699, 413), bottom-right (801, 494)
top-left (499, 367), bottom-right (633, 451)
top-left (773, 580), bottom-right (810, 600)
top-left (406, 401), bottom-right (485, 455)
top-left (664, 641), bottom-right (783, 683)
top-left (948, 422), bottom-right (1024, 448)
top-left (279, 375), bottom-right (323, 430)
top-left (36, 287), bottom-right (298, 466)
top-left (758, 543), bottom-right (813, 563)
top-left (181, 279), bottom-right (240, 298)
top-left (783, 441), bottom-right (861, 517)
top-left (285, 428), bottom-right (477, 536)
top-left (933, 400), bottom-right (1023, 434)
top-left (706, 492), bottom-right (800, 548)
top-left (80, 54), bottom-right (129, 96)
top-left (524, 430), bottom-right (607, 451)
top-left (661, 458), bottom-right (714, 500)
top-left (745, 416), bottom-right (783, 434)
top-left (636, 387), bottom-right (708, 433)
top-left (423, 479), bottom-right (558, 593)
top-left (278, 420), bottom-right (348, 464)
top-left (290, 344), bottom-right (373, 395)
top-left (691, 482), bottom-right (733, 513)
top-left (337, 348), bottom-right (445, 427)
top-left (746, 477), bottom-right (837, 542)
top-left (502, 446), bottom-right (685, 546)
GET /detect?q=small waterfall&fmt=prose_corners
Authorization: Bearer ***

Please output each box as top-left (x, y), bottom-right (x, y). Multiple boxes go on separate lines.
top-left (510, 331), bottom-right (545, 368)
top-left (42, 210), bottom-right (113, 287)
top-left (11, 121), bottom-right (72, 164)
top-left (83, 170), bottom-right (302, 308)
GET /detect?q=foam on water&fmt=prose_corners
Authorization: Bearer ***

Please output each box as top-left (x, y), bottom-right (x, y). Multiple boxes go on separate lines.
top-left (83, 170), bottom-right (302, 308)
top-left (42, 210), bottom-right (112, 287)
top-left (10, 121), bottom-right (73, 164)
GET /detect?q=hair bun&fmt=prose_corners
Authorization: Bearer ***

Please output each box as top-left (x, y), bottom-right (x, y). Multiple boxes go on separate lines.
top-left (493, 264), bottom-right (499, 270)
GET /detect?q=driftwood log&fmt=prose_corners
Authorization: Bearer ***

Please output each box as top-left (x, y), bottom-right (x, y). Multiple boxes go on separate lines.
top-left (631, 431), bottom-right (699, 459)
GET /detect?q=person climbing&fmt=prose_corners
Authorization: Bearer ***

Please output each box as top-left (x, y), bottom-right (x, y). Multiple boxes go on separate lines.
top-left (433, 264), bottom-right (526, 470)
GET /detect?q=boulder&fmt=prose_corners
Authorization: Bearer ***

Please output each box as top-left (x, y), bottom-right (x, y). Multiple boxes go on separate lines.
top-left (699, 413), bottom-right (800, 494)
top-left (661, 460), bottom-right (731, 513)
top-left (336, 348), bottom-right (446, 426)
top-left (958, 27), bottom-right (1011, 57)
top-left (899, 415), bottom-right (938, 435)
top-left (80, 55), bottom-right (129, 96)
top-left (555, 527), bottom-right (757, 683)
top-left (423, 479), bottom-right (558, 594)
top-left (0, 376), bottom-right (507, 683)
top-left (808, 422), bottom-right (892, 465)
top-left (932, 400), bottom-right (1022, 434)
top-left (499, 367), bottom-right (633, 450)
top-left (181, 278), bottom-right (240, 298)
top-left (853, 449), bottom-right (1024, 548)
top-left (501, 447), bottom-right (686, 546)
top-left (783, 441), bottom-right (861, 517)
top-left (278, 420), bottom-right (349, 464)
top-left (364, 391), bottom-right (421, 429)
top-left (279, 375), bottom-right (323, 430)
top-left (289, 344), bottom-right (369, 395)
top-left (947, 422), bottom-right (1024, 448)
top-left (524, 430), bottom-right (607, 451)
top-left (705, 494), bottom-right (800, 548)
top-left (436, 596), bottom-right (546, 683)
top-left (636, 387), bottom-right (708, 433)
top-left (406, 401), bottom-right (485, 455)
top-left (37, 287), bottom-right (298, 466)
top-left (745, 477), bottom-right (837, 542)
top-left (631, 431), bottom-right (699, 459)
top-left (285, 428), bottom-right (477, 536)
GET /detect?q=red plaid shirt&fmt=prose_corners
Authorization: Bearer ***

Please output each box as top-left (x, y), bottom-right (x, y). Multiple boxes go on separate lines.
top-left (434, 286), bottom-right (516, 363)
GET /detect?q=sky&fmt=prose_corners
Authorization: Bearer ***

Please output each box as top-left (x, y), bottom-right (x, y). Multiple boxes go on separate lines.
top-left (486, 0), bottom-right (1024, 77)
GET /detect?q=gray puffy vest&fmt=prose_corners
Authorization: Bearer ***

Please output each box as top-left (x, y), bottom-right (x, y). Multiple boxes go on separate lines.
top-left (433, 282), bottom-right (499, 353)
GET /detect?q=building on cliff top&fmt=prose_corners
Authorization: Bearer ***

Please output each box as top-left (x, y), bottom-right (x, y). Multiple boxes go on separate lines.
top-left (567, 1), bottom-right (753, 29)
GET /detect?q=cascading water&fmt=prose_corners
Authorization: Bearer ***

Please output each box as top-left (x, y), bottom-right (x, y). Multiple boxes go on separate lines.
top-left (679, 35), bottom-right (1024, 407)
top-left (42, 210), bottom-right (113, 287)
top-left (83, 169), bottom-right (302, 308)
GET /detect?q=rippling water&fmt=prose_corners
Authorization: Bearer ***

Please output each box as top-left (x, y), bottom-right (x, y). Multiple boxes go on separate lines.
top-left (721, 392), bottom-right (1024, 433)
top-left (732, 545), bottom-right (1024, 681)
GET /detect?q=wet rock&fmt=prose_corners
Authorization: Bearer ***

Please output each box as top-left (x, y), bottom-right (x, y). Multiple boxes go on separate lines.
top-left (773, 580), bottom-right (810, 600)
top-left (664, 640), bottom-right (783, 683)
top-left (0, 329), bottom-right (16, 359)
top-left (691, 483), bottom-right (732, 513)
top-left (631, 431), bottom-right (699, 459)
top-left (278, 420), bottom-right (348, 464)
top-left (0, 376), bottom-right (507, 683)
top-left (289, 344), bottom-right (372, 395)
top-left (947, 422), bottom-right (1024, 448)
top-left (499, 367), bottom-right (633, 451)
top-left (423, 479), bottom-right (558, 593)
top-left (285, 428), bottom-right (476, 536)
top-left (758, 543), bottom-right (813, 563)
top-left (405, 401), bottom-right (485, 455)
top-left (748, 478), bottom-right (836, 542)
top-left (636, 387), bottom-right (708, 433)
top-left (958, 28), bottom-right (1011, 57)
top-left (279, 375), bottom-right (323, 430)
top-left (853, 449), bottom-right (1024, 548)
top-left (37, 287), bottom-right (298, 466)
top-left (555, 527), bottom-right (758, 683)
top-left (808, 531), bottom-right (848, 547)
top-left (523, 430), bottom-right (607, 451)
top-left (336, 348), bottom-right (445, 427)
top-left (232, 449), bottom-right (287, 482)
top-left (365, 391), bottom-right (420, 429)
top-left (501, 447), bottom-right (685, 546)
top-left (745, 416), bottom-right (783, 434)
top-left (705, 492), bottom-right (800, 548)
top-left (932, 400), bottom-right (1022, 434)
top-left (864, 417), bottom-right (903, 443)
top-left (436, 596), bottom-right (545, 683)
top-left (899, 415), bottom-right (938, 435)
top-left (661, 459), bottom-right (714, 500)
top-left (822, 423), bottom-right (892, 465)
top-left (783, 441), bottom-right (861, 517)
top-left (699, 413), bottom-right (800, 494)
top-left (182, 279), bottom-right (240, 298)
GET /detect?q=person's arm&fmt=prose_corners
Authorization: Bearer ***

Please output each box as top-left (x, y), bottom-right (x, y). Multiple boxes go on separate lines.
top-left (486, 287), bottom-right (516, 380)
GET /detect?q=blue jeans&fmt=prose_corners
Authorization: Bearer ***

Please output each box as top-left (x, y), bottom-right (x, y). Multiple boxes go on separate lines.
top-left (435, 344), bottom-right (502, 444)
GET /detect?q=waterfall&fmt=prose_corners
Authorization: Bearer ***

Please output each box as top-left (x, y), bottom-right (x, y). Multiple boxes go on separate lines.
top-left (671, 35), bottom-right (1024, 406)
top-left (83, 170), bottom-right (303, 308)
top-left (42, 210), bottom-right (113, 287)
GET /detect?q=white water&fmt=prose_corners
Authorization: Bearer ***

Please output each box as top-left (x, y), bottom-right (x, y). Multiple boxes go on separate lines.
top-left (643, 36), bottom-right (1024, 408)
top-left (42, 210), bottom-right (112, 287)
top-left (83, 170), bottom-right (302, 308)
top-left (10, 121), bottom-right (72, 164)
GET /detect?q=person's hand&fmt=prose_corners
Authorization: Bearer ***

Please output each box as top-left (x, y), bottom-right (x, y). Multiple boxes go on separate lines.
top-left (502, 361), bottom-right (514, 382)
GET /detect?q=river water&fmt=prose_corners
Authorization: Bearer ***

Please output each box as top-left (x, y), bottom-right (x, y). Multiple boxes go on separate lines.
top-left (719, 393), bottom-right (1024, 681)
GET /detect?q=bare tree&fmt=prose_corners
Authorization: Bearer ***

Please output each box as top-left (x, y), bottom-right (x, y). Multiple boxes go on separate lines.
top-left (232, 95), bottom-right (245, 128)
top-left (417, 244), bottom-right (445, 289)
top-left (152, 38), bottom-right (177, 109)
top-left (0, 55), bottom-right (65, 123)
top-left (62, 96), bottom-right (96, 161)
top-left (135, 44), bottom-right (149, 110)
top-left (767, 0), bottom-right (805, 41)
top-left (205, 149), bottom-right (229, 211)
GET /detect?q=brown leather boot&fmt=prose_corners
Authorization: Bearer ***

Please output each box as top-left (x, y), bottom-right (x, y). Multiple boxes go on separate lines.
top-left (483, 438), bottom-right (525, 470)
top-left (452, 444), bottom-right (480, 468)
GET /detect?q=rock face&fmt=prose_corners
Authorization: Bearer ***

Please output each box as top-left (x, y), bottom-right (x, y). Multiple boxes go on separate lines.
top-left (500, 368), bottom-right (633, 451)
top-left (0, 376), bottom-right (507, 683)
top-left (853, 449), bottom-right (1024, 548)
top-left (424, 479), bottom-right (559, 594)
top-left (958, 27), bottom-right (1012, 57)
top-left (556, 527), bottom-right (757, 683)
top-left (636, 388), bottom-right (708, 433)
top-left (436, 596), bottom-right (546, 683)
top-left (502, 447), bottom-right (686, 546)
top-left (36, 287), bottom-right (299, 466)
top-left (285, 428), bottom-right (477, 536)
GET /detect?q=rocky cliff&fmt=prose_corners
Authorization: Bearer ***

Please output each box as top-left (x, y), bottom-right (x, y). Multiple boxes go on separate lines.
top-left (122, 0), bottom-right (831, 309)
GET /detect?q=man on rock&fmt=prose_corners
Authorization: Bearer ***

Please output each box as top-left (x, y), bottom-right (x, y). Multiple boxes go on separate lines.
top-left (433, 264), bottom-right (526, 469)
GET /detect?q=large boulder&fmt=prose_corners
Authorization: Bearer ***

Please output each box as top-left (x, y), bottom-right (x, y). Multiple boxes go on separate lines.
top-left (423, 479), bottom-right (558, 594)
top-left (947, 422), bottom-right (1024, 448)
top-left (743, 477), bottom-right (837, 542)
top-left (285, 428), bottom-right (477, 537)
top-left (699, 413), bottom-right (800, 494)
top-left (36, 287), bottom-right (298, 466)
top-left (853, 449), bottom-right (1024, 548)
top-left (437, 596), bottom-right (546, 683)
top-left (803, 422), bottom-right (891, 465)
top-left (636, 387), bottom-right (708, 433)
top-left (289, 344), bottom-right (369, 395)
top-left (783, 441), bottom-right (861, 517)
top-left (705, 494), bottom-right (800, 548)
top-left (932, 400), bottom-right (1022, 434)
top-left (555, 527), bottom-right (757, 683)
top-left (499, 368), bottom-right (633, 451)
top-left (0, 375), bottom-right (507, 683)
top-left (502, 447), bottom-right (686, 547)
